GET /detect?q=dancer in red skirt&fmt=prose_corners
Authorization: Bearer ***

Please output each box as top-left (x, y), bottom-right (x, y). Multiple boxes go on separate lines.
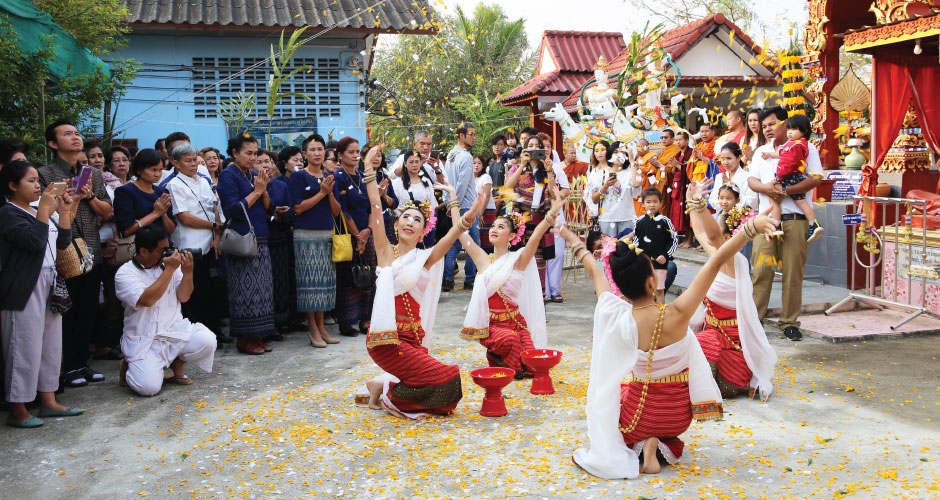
top-left (561, 182), bottom-right (778, 479)
top-left (361, 145), bottom-right (486, 419)
top-left (456, 192), bottom-right (563, 377)
top-left (687, 188), bottom-right (777, 401)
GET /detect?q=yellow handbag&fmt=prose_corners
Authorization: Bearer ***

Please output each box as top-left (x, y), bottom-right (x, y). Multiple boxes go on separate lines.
top-left (332, 216), bottom-right (353, 263)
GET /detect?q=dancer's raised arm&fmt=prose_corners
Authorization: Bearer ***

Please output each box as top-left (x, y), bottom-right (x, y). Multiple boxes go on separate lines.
top-left (426, 189), bottom-right (485, 269)
top-left (515, 199), bottom-right (565, 271)
top-left (362, 146), bottom-right (393, 266)
top-left (558, 226), bottom-right (609, 297)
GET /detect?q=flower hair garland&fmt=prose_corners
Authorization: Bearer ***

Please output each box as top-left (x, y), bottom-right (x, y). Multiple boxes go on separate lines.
top-left (505, 211), bottom-right (526, 245)
top-left (726, 206), bottom-right (756, 236)
top-left (601, 235), bottom-right (644, 298)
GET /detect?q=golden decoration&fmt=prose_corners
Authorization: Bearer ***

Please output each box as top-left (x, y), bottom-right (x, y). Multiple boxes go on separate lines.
top-left (829, 67), bottom-right (871, 112)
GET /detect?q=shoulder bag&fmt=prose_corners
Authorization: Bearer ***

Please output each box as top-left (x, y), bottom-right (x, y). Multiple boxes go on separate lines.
top-left (219, 201), bottom-right (258, 257)
top-left (57, 237), bottom-right (94, 279)
top-left (332, 216), bottom-right (353, 263)
top-left (351, 252), bottom-right (373, 289)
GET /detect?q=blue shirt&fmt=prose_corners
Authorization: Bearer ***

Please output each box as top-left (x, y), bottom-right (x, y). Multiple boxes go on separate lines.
top-left (113, 183), bottom-right (175, 236)
top-left (217, 165), bottom-right (269, 237)
top-left (289, 169), bottom-right (334, 231)
top-left (266, 176), bottom-right (293, 240)
top-left (333, 168), bottom-right (397, 231)
top-left (444, 145), bottom-right (475, 209)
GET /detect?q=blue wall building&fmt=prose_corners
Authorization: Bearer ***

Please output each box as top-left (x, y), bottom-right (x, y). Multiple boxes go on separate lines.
top-left (107, 0), bottom-right (438, 153)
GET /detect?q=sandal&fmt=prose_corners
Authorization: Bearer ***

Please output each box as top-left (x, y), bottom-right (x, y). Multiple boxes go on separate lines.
top-left (236, 339), bottom-right (265, 355)
top-left (61, 369), bottom-right (88, 388)
top-left (164, 374), bottom-right (193, 386)
top-left (551, 296), bottom-right (564, 303)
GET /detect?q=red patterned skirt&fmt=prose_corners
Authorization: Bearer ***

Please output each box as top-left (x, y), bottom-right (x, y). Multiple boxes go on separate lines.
top-left (366, 293), bottom-right (462, 415)
top-left (480, 293), bottom-right (535, 376)
top-left (696, 300), bottom-right (751, 391)
top-left (619, 373), bottom-right (693, 461)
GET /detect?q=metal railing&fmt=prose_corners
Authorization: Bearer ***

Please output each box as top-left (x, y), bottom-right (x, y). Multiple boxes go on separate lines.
top-left (825, 196), bottom-right (940, 329)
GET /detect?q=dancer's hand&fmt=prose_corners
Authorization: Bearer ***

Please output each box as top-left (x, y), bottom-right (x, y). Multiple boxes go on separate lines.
top-left (686, 178), bottom-right (713, 201)
top-left (751, 214), bottom-right (780, 240)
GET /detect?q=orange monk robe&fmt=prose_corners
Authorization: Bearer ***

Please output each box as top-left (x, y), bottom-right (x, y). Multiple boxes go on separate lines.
top-left (689, 138), bottom-right (716, 183)
top-left (656, 144), bottom-right (681, 214)
top-left (634, 150), bottom-right (658, 214)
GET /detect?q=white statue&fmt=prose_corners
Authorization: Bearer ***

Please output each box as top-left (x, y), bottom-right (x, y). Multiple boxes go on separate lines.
top-left (582, 56), bottom-right (617, 120)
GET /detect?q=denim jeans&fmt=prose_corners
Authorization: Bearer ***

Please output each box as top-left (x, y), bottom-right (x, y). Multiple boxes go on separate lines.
top-left (444, 208), bottom-right (479, 285)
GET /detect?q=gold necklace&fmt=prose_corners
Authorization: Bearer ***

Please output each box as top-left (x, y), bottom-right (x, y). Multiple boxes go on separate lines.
top-left (620, 303), bottom-right (667, 434)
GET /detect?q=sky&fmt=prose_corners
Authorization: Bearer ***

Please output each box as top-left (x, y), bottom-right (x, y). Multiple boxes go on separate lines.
top-left (438, 0), bottom-right (810, 52)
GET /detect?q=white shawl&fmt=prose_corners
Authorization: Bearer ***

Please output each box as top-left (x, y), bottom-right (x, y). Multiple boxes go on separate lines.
top-left (706, 253), bottom-right (778, 401)
top-left (461, 251), bottom-right (548, 348)
top-left (371, 247), bottom-right (444, 346)
top-left (573, 292), bottom-right (722, 479)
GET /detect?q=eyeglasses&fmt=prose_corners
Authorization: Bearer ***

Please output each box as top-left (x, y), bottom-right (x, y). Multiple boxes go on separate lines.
top-left (399, 213), bottom-right (424, 224)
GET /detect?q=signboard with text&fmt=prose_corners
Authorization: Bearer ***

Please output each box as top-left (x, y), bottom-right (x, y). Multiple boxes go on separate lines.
top-left (826, 170), bottom-right (863, 201)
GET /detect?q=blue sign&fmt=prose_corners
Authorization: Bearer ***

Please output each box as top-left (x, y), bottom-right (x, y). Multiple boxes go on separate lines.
top-left (842, 213), bottom-right (866, 225)
top-left (827, 171), bottom-right (864, 201)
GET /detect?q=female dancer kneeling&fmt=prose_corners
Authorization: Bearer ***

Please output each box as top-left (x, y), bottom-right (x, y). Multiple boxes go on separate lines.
top-left (362, 146), bottom-right (486, 419)
top-left (561, 202), bottom-right (777, 479)
top-left (687, 181), bottom-right (777, 400)
top-left (456, 190), bottom-right (564, 377)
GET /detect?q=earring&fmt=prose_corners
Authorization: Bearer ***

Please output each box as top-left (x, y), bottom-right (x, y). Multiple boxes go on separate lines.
top-left (394, 228), bottom-right (399, 241)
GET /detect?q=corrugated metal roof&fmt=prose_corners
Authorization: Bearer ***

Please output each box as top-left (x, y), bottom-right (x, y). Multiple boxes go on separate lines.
top-left (540, 31), bottom-right (626, 72)
top-left (123, 0), bottom-right (438, 31)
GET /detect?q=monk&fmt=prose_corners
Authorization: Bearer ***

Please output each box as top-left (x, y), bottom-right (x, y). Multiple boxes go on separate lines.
top-left (689, 124), bottom-right (716, 183)
top-left (649, 129), bottom-right (680, 215)
top-left (633, 139), bottom-right (659, 215)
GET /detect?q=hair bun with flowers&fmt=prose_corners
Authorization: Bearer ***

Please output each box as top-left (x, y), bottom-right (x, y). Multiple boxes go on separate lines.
top-left (502, 211), bottom-right (527, 245)
top-left (726, 206), bottom-right (756, 235)
top-left (401, 200), bottom-right (436, 236)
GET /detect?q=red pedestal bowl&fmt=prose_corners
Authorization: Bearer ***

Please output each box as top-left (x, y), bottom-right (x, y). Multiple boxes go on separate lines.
top-left (470, 367), bottom-right (516, 417)
top-left (521, 349), bottom-right (563, 395)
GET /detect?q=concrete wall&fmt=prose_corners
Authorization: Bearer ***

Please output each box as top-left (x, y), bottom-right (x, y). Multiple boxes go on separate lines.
top-left (805, 201), bottom-right (852, 287)
top-left (104, 34), bottom-right (368, 152)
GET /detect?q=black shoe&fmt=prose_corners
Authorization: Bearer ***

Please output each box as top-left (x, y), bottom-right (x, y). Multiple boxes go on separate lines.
top-left (81, 366), bottom-right (105, 382)
top-left (463, 282), bottom-right (474, 290)
top-left (442, 281), bottom-right (454, 292)
top-left (783, 326), bottom-right (803, 341)
top-left (216, 332), bottom-right (235, 344)
top-left (339, 326), bottom-right (359, 337)
top-left (61, 369), bottom-right (88, 388)
top-left (264, 333), bottom-right (285, 342)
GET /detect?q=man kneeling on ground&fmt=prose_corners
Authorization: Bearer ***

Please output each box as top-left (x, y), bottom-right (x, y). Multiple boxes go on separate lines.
top-left (115, 224), bottom-right (215, 395)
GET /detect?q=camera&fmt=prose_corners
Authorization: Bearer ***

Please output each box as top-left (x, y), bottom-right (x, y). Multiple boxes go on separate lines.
top-left (162, 247), bottom-right (177, 259)
top-left (528, 149), bottom-right (546, 161)
top-left (182, 248), bottom-right (204, 258)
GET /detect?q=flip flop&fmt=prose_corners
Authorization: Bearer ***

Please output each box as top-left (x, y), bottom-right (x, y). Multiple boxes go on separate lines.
top-left (163, 374), bottom-right (193, 386)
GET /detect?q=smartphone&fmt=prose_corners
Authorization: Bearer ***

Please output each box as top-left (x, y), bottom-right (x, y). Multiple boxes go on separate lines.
top-left (51, 182), bottom-right (68, 195)
top-left (429, 149), bottom-right (442, 160)
top-left (73, 166), bottom-right (92, 194)
top-left (528, 149), bottom-right (546, 161)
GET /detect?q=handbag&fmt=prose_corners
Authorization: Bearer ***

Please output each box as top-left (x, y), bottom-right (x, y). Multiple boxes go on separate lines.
top-left (57, 237), bottom-right (94, 279)
top-left (332, 216), bottom-right (353, 263)
top-left (48, 274), bottom-right (72, 314)
top-left (351, 253), bottom-right (373, 289)
top-left (114, 234), bottom-right (136, 266)
top-left (219, 202), bottom-right (258, 257)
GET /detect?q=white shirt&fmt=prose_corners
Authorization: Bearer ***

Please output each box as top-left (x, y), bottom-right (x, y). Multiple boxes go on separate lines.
top-left (476, 173), bottom-right (496, 210)
top-left (587, 167), bottom-right (640, 223)
top-left (389, 154), bottom-right (441, 182)
top-left (391, 176), bottom-right (436, 215)
top-left (709, 166), bottom-right (754, 210)
top-left (748, 141), bottom-right (822, 214)
top-left (165, 173), bottom-right (218, 253)
top-left (115, 263), bottom-right (194, 362)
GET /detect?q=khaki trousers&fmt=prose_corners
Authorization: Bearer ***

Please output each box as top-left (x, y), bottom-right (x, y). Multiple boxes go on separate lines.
top-left (751, 219), bottom-right (809, 329)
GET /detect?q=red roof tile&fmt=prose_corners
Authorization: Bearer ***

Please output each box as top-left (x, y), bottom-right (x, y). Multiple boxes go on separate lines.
top-left (538, 31), bottom-right (626, 72)
top-left (500, 71), bottom-right (593, 105)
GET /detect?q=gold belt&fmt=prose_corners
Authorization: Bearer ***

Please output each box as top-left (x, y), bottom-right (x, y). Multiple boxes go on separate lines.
top-left (624, 371), bottom-right (689, 384)
top-left (489, 310), bottom-right (519, 322)
top-left (396, 321), bottom-right (421, 332)
top-left (705, 315), bottom-right (738, 327)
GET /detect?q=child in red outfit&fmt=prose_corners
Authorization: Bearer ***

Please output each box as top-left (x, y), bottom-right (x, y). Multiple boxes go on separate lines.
top-left (761, 114), bottom-right (824, 242)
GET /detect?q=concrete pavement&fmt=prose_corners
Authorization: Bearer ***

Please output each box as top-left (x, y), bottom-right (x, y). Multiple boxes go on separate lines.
top-left (1, 264), bottom-right (939, 499)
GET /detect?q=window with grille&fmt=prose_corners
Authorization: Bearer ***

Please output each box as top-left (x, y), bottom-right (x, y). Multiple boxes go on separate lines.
top-left (192, 56), bottom-right (344, 119)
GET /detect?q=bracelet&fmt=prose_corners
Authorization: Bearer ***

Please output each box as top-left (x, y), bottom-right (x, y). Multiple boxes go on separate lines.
top-left (362, 173), bottom-right (377, 184)
top-left (576, 249), bottom-right (592, 263)
top-left (457, 215), bottom-right (472, 231)
top-left (684, 199), bottom-right (707, 213)
top-left (134, 219), bottom-right (141, 227)
top-left (447, 199), bottom-right (460, 210)
top-left (742, 219), bottom-right (757, 240)
top-left (570, 242), bottom-right (586, 256)
top-left (64, 210), bottom-right (75, 219)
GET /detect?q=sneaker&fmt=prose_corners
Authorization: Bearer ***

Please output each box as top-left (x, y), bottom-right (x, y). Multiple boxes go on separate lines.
top-left (81, 366), bottom-right (105, 382)
top-left (783, 326), bottom-right (803, 341)
top-left (442, 281), bottom-right (454, 292)
top-left (807, 220), bottom-right (824, 243)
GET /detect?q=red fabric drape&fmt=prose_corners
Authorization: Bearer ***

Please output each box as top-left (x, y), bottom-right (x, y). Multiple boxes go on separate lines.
top-left (871, 58), bottom-right (914, 169)
top-left (909, 65), bottom-right (940, 160)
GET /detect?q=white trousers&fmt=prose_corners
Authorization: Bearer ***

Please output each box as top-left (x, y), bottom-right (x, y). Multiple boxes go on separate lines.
top-left (544, 234), bottom-right (566, 298)
top-left (126, 325), bottom-right (215, 396)
top-left (2, 268), bottom-right (62, 402)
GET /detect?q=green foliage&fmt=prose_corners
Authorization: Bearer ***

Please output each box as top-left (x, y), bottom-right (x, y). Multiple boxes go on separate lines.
top-left (367, 3), bottom-right (533, 154)
top-left (266, 27), bottom-right (313, 120)
top-left (218, 92), bottom-right (262, 137)
top-left (31, 0), bottom-right (131, 56)
top-left (1, 0), bottom-right (136, 160)
top-left (612, 22), bottom-right (667, 106)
